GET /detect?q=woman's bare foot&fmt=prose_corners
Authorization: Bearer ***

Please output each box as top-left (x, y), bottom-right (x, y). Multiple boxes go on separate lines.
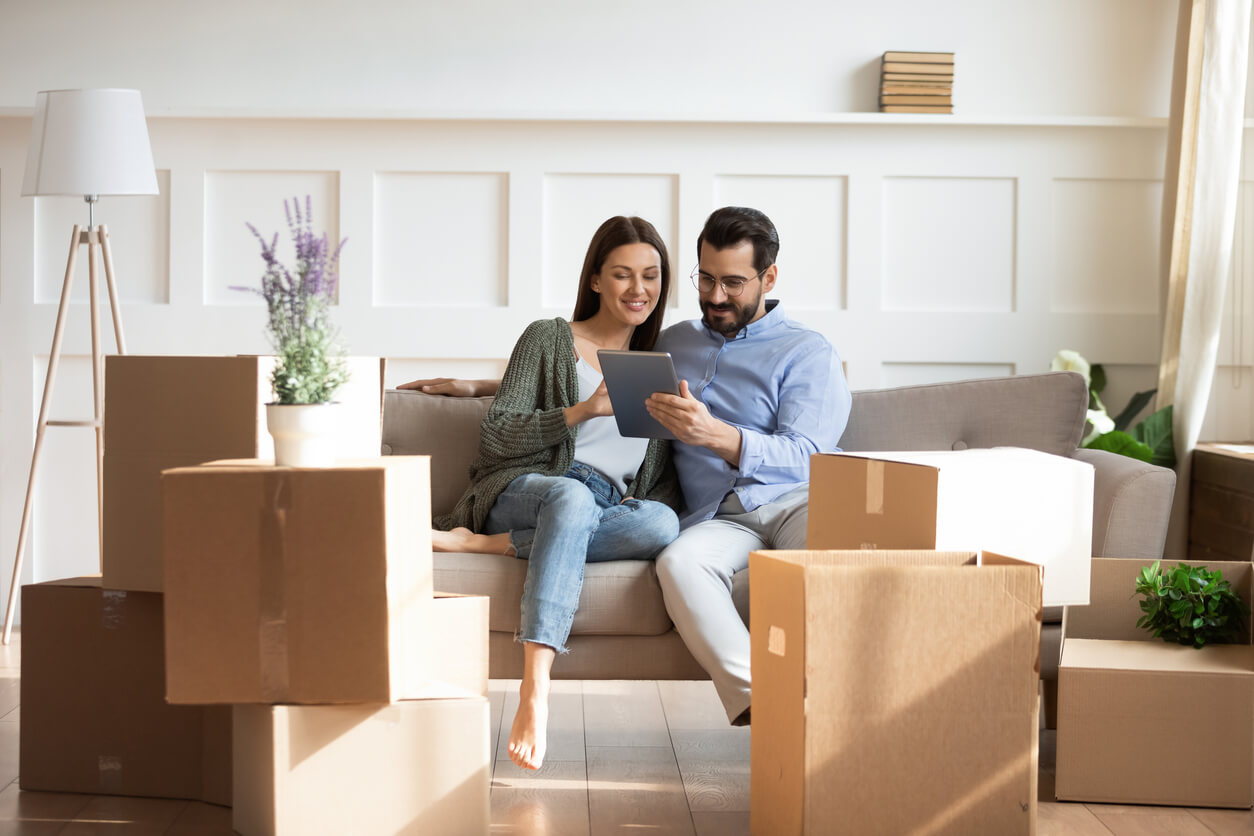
top-left (431, 527), bottom-right (513, 554)
top-left (508, 678), bottom-right (550, 770)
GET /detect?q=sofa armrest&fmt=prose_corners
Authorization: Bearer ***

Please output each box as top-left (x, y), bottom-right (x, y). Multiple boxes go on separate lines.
top-left (1072, 448), bottom-right (1176, 560)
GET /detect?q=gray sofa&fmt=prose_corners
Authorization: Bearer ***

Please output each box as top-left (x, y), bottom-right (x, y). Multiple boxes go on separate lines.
top-left (382, 371), bottom-right (1176, 709)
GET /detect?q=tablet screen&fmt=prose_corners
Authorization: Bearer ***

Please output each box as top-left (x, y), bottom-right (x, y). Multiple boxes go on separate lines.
top-left (597, 350), bottom-right (681, 440)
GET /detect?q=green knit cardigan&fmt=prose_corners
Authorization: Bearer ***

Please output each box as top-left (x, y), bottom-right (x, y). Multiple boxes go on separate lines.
top-left (435, 317), bottom-right (682, 532)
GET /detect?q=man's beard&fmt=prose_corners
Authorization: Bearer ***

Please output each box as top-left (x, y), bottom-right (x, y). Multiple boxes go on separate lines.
top-left (701, 299), bottom-right (757, 337)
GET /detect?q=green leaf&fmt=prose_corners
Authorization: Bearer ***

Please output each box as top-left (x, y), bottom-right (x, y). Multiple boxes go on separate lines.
top-left (1090, 364), bottom-right (1107, 395)
top-left (1131, 405), bottom-right (1176, 468)
top-left (1084, 430), bottom-right (1153, 463)
top-left (1112, 389), bottom-right (1158, 433)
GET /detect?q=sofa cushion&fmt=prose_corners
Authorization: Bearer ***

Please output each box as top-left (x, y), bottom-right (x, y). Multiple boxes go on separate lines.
top-left (839, 371), bottom-right (1087, 458)
top-left (382, 391), bottom-right (493, 517)
top-left (434, 553), bottom-right (674, 637)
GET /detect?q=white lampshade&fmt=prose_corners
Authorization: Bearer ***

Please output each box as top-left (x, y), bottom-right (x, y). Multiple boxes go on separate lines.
top-left (22, 88), bottom-right (159, 197)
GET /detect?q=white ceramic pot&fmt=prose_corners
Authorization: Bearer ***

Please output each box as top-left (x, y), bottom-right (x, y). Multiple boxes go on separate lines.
top-left (265, 402), bottom-right (341, 467)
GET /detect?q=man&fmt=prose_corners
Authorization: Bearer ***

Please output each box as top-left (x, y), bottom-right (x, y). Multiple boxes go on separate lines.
top-left (405, 206), bottom-right (851, 725)
top-left (643, 206), bottom-right (850, 724)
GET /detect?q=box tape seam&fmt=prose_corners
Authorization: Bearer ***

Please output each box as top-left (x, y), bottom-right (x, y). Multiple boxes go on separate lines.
top-left (259, 472), bottom-right (292, 701)
top-left (866, 459), bottom-right (885, 515)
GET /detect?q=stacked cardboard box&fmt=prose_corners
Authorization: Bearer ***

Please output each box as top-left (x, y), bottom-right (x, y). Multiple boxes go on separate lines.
top-left (162, 457), bottom-right (492, 836)
top-left (806, 448), bottom-right (1094, 607)
top-left (18, 355), bottom-right (385, 804)
top-left (750, 550), bottom-right (1043, 835)
top-left (880, 51), bottom-right (954, 114)
top-left (1057, 557), bottom-right (1254, 808)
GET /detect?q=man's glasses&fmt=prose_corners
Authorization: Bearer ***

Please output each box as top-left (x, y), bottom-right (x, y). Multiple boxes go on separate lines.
top-left (689, 265), bottom-right (768, 298)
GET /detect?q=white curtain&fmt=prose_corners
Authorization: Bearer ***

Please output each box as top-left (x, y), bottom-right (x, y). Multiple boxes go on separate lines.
top-left (1162, 0), bottom-right (1251, 556)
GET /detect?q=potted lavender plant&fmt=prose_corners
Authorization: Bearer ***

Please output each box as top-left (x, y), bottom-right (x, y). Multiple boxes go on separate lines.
top-left (235, 196), bottom-right (348, 466)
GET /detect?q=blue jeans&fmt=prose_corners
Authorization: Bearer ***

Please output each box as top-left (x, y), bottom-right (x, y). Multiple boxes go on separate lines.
top-left (484, 462), bottom-right (679, 652)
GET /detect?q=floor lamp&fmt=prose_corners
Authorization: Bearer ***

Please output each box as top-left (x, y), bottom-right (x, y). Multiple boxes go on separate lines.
top-left (3, 89), bottom-right (159, 644)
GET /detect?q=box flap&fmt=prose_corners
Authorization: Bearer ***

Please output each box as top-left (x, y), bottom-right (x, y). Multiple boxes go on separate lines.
top-left (1061, 638), bottom-right (1254, 675)
top-left (1066, 558), bottom-right (1254, 645)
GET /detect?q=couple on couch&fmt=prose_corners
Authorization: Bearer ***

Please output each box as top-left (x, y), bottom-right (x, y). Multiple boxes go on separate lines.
top-left (403, 206), bottom-right (851, 770)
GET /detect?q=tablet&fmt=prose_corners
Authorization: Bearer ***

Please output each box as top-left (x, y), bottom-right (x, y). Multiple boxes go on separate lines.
top-left (597, 350), bottom-right (681, 440)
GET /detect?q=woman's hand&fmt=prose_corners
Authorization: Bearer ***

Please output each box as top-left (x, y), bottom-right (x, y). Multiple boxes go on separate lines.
top-left (564, 381), bottom-right (613, 426)
top-left (397, 378), bottom-right (500, 397)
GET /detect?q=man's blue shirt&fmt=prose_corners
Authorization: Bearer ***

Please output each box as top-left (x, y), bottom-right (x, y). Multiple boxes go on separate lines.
top-left (655, 301), bottom-right (851, 529)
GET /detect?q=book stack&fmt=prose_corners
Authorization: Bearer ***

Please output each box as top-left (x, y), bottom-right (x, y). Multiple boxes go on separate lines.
top-left (880, 51), bottom-right (954, 114)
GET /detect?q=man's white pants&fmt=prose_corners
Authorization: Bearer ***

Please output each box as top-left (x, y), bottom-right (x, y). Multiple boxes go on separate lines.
top-left (655, 485), bottom-right (809, 723)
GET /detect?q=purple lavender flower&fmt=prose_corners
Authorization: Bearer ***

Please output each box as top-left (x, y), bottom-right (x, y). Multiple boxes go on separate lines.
top-left (233, 197), bottom-right (349, 404)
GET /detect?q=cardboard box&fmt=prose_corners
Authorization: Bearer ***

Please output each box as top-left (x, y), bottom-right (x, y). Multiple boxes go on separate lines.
top-left (104, 354), bottom-right (386, 592)
top-left (163, 457), bottom-right (486, 704)
top-left (233, 698), bottom-right (490, 836)
top-left (807, 448), bottom-right (1094, 607)
top-left (750, 550), bottom-right (1042, 836)
top-left (19, 577), bottom-right (231, 804)
top-left (1057, 557), bottom-right (1254, 808)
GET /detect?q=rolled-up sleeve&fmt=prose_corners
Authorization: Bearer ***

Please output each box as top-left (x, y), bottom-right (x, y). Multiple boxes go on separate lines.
top-left (736, 345), bottom-right (850, 484)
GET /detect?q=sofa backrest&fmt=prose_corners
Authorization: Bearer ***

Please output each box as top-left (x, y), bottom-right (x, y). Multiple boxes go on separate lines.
top-left (382, 371), bottom-right (1089, 518)
top-left (838, 371), bottom-right (1087, 457)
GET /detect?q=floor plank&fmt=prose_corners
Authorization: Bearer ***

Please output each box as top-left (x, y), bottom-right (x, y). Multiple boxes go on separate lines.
top-left (0, 778), bottom-right (90, 835)
top-left (491, 759), bottom-right (590, 836)
top-left (164, 801), bottom-right (232, 835)
top-left (1086, 804), bottom-right (1216, 835)
top-left (1038, 801), bottom-right (1116, 835)
top-left (60, 795), bottom-right (186, 835)
top-left (691, 809), bottom-right (750, 836)
top-left (1187, 806), bottom-right (1254, 835)
top-left (587, 746), bottom-right (693, 836)
top-left (0, 725), bottom-right (19, 790)
top-left (582, 681), bottom-right (669, 748)
top-left (670, 730), bottom-right (750, 813)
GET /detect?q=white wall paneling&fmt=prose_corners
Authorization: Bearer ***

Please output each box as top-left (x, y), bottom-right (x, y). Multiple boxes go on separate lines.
top-left (713, 175), bottom-right (847, 311)
top-left (204, 171), bottom-right (341, 305)
top-left (881, 176), bottom-right (1017, 313)
top-left (0, 110), bottom-right (1238, 625)
top-left (34, 171), bottom-right (172, 305)
top-left (542, 173), bottom-right (679, 312)
top-left (881, 363), bottom-right (1016, 389)
top-left (373, 172), bottom-right (509, 308)
top-left (1051, 178), bottom-right (1164, 314)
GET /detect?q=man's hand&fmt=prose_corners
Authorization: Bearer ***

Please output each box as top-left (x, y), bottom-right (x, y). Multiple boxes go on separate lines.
top-left (397, 378), bottom-right (500, 397)
top-left (646, 380), bottom-right (743, 466)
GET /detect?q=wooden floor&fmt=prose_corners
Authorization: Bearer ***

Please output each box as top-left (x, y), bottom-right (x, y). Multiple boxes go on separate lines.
top-left (0, 631), bottom-right (1251, 834)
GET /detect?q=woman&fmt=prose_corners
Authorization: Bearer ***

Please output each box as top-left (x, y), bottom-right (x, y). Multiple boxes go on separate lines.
top-left (421, 216), bottom-right (681, 771)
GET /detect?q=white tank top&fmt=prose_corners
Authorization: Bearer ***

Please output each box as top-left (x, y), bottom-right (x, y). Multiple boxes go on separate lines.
top-left (573, 355), bottom-right (650, 496)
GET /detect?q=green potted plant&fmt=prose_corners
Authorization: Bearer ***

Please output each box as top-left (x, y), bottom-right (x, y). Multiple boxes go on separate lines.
top-left (1050, 349), bottom-right (1175, 467)
top-left (1134, 561), bottom-right (1251, 647)
top-left (234, 196), bottom-right (348, 466)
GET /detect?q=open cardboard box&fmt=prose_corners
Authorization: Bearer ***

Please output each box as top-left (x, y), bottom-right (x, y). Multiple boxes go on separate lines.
top-left (163, 457), bottom-right (487, 704)
top-left (104, 355), bottom-right (386, 593)
top-left (1056, 557), bottom-right (1254, 808)
top-left (807, 448), bottom-right (1094, 608)
top-left (20, 578), bottom-right (231, 805)
top-left (750, 549), bottom-right (1043, 836)
top-left (233, 697), bottom-right (490, 836)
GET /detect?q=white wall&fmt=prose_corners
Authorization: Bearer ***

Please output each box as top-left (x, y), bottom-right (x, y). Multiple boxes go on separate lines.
top-left (0, 0), bottom-right (1179, 118)
top-left (0, 0), bottom-right (1250, 622)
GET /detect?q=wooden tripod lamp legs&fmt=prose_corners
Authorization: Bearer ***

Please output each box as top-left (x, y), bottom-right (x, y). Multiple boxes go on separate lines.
top-left (3, 224), bottom-right (126, 645)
